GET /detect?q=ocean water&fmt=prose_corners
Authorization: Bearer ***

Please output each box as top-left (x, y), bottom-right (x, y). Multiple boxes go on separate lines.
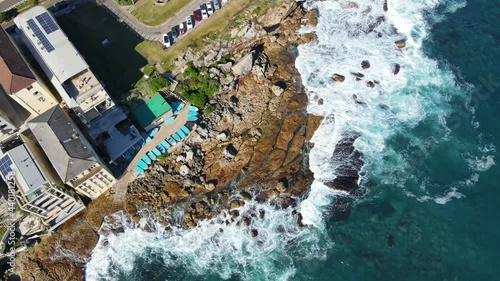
top-left (84, 0), bottom-right (499, 280)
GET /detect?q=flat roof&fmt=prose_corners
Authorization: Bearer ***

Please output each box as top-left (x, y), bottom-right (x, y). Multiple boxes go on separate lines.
top-left (131, 93), bottom-right (172, 128)
top-left (87, 107), bottom-right (141, 161)
top-left (14, 6), bottom-right (88, 83)
top-left (0, 144), bottom-right (48, 194)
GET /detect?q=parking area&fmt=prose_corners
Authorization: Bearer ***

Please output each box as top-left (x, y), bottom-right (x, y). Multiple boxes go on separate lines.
top-left (160, 0), bottom-right (225, 48)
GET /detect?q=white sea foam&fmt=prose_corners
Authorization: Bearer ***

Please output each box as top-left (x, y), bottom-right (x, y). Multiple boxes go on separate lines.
top-left (296, 0), bottom-right (485, 206)
top-left (85, 199), bottom-right (333, 281)
top-left (86, 0), bottom-right (481, 279)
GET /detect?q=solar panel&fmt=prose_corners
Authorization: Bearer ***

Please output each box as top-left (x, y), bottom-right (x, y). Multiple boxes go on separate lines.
top-left (27, 19), bottom-right (55, 52)
top-left (35, 12), bottom-right (59, 34)
top-left (0, 155), bottom-right (13, 178)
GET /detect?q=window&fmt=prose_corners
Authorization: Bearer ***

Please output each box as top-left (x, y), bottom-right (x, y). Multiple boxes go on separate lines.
top-left (27, 85), bottom-right (33, 91)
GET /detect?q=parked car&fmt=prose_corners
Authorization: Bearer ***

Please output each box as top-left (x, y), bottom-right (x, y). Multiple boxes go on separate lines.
top-left (201, 5), bottom-right (209, 19)
top-left (206, 2), bottom-right (214, 15)
top-left (212, 0), bottom-right (221, 10)
top-left (193, 10), bottom-right (202, 22)
top-left (179, 22), bottom-right (186, 35)
top-left (163, 33), bottom-right (171, 48)
top-left (171, 26), bottom-right (179, 38)
top-left (186, 16), bottom-right (193, 29)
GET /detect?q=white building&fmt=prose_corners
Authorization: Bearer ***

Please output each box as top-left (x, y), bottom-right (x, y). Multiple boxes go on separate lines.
top-left (14, 6), bottom-right (111, 121)
top-left (14, 6), bottom-right (141, 162)
top-left (0, 27), bottom-right (58, 117)
top-left (0, 144), bottom-right (85, 231)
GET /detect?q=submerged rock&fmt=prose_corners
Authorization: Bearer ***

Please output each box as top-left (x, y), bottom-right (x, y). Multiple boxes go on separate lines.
top-left (392, 63), bottom-right (401, 75)
top-left (351, 72), bottom-right (364, 80)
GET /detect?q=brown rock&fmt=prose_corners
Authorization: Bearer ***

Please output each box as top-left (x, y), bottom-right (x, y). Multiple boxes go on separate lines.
top-left (230, 200), bottom-right (242, 209)
top-left (361, 60), bottom-right (371, 69)
top-left (276, 181), bottom-right (287, 193)
top-left (332, 74), bottom-right (345, 82)
top-left (395, 39), bottom-right (406, 48)
top-left (303, 10), bottom-right (318, 27)
top-left (351, 72), bottom-right (364, 81)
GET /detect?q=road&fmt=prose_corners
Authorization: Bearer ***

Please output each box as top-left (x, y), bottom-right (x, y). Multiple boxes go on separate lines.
top-left (100, 0), bottom-right (215, 41)
top-left (0, 0), bottom-right (23, 12)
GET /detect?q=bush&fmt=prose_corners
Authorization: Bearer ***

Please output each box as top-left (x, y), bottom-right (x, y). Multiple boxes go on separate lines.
top-left (177, 64), bottom-right (220, 108)
top-left (148, 76), bottom-right (170, 92)
top-left (203, 105), bottom-right (216, 115)
top-left (0, 9), bottom-right (18, 23)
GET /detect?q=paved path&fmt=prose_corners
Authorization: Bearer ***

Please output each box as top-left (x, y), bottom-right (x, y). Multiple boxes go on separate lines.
top-left (0, 0), bottom-right (23, 12)
top-left (110, 103), bottom-right (192, 202)
top-left (100, 0), bottom-right (213, 41)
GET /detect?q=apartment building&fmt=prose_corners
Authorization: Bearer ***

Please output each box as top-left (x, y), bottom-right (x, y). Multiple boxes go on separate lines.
top-left (0, 27), bottom-right (57, 117)
top-left (28, 106), bottom-right (116, 199)
top-left (0, 144), bottom-right (85, 231)
top-left (14, 6), bottom-right (141, 162)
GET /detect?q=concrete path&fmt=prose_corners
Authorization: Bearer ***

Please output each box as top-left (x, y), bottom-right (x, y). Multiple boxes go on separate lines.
top-left (0, 0), bottom-right (24, 12)
top-left (110, 103), bottom-right (192, 202)
top-left (100, 0), bottom-right (214, 41)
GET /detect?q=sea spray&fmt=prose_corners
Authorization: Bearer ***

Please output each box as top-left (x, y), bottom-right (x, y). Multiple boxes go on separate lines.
top-left (85, 198), bottom-right (334, 281)
top-left (85, 0), bottom-right (496, 279)
top-left (296, 0), bottom-right (493, 204)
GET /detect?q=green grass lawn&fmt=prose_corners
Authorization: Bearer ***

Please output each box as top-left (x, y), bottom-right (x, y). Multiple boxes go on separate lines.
top-left (131, 0), bottom-right (190, 26)
top-left (136, 0), bottom-right (252, 69)
top-left (57, 3), bottom-right (148, 101)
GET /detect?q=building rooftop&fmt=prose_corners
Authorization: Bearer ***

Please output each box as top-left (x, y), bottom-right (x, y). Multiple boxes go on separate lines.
top-left (87, 107), bottom-right (141, 161)
top-left (28, 106), bottom-right (98, 183)
top-left (0, 28), bottom-right (36, 94)
top-left (14, 6), bottom-right (88, 84)
top-left (131, 93), bottom-right (172, 129)
top-left (0, 144), bottom-right (47, 194)
top-left (65, 69), bottom-right (102, 99)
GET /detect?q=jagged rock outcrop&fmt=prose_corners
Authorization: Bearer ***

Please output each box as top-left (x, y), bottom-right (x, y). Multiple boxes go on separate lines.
top-left (11, 1), bottom-right (326, 279)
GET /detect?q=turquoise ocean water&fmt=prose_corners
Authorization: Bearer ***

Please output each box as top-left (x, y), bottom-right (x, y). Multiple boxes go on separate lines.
top-left (85, 0), bottom-right (499, 280)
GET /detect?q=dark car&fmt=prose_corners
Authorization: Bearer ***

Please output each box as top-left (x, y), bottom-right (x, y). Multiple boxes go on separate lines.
top-left (193, 10), bottom-right (202, 22)
top-left (171, 26), bottom-right (179, 38)
top-left (179, 22), bottom-right (186, 35)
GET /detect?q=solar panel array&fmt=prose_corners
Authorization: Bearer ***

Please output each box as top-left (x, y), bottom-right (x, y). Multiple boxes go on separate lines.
top-left (35, 12), bottom-right (59, 34)
top-left (0, 155), bottom-right (13, 178)
top-left (27, 19), bottom-right (55, 52)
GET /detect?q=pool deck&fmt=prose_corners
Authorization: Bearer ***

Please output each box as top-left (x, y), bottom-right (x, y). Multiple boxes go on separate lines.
top-left (109, 103), bottom-right (191, 201)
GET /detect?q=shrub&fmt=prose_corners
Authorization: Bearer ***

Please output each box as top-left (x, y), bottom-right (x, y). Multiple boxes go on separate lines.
top-left (177, 63), bottom-right (220, 108)
top-left (203, 105), bottom-right (216, 115)
top-left (148, 76), bottom-right (170, 92)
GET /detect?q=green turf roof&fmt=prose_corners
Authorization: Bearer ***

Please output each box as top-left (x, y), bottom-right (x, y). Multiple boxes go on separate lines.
top-left (132, 93), bottom-right (172, 128)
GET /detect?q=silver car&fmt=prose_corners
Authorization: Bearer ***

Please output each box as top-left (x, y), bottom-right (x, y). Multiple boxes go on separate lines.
top-left (206, 2), bottom-right (214, 15)
top-left (212, 0), bottom-right (221, 10)
top-left (201, 6), bottom-right (208, 19)
top-left (186, 16), bottom-right (193, 29)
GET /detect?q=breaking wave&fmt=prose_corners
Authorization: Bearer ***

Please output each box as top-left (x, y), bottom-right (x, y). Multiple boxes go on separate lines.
top-left (85, 0), bottom-right (494, 279)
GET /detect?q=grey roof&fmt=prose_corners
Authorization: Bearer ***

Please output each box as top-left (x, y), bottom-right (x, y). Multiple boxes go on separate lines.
top-left (7, 144), bottom-right (47, 194)
top-left (28, 106), bottom-right (98, 183)
top-left (0, 88), bottom-right (30, 127)
top-left (14, 6), bottom-right (88, 83)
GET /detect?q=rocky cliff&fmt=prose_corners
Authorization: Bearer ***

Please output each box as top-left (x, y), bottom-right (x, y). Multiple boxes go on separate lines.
top-left (10, 1), bottom-right (322, 280)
